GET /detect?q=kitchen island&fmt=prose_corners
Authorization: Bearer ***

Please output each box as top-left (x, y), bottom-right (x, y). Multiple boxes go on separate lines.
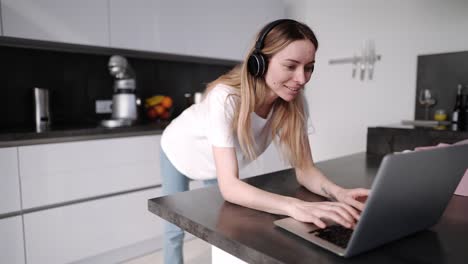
top-left (148, 152), bottom-right (468, 264)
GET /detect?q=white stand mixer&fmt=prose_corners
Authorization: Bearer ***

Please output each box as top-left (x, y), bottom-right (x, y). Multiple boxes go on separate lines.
top-left (101, 55), bottom-right (139, 128)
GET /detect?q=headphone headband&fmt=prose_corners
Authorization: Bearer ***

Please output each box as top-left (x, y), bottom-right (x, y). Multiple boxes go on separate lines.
top-left (254, 19), bottom-right (296, 51)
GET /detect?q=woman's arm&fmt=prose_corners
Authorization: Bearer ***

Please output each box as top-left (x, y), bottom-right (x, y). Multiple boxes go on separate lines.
top-left (213, 146), bottom-right (360, 228)
top-left (295, 140), bottom-right (370, 212)
top-left (213, 146), bottom-right (295, 215)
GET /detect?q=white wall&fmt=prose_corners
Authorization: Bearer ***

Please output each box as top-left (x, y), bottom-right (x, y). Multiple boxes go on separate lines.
top-left (284, 0), bottom-right (468, 161)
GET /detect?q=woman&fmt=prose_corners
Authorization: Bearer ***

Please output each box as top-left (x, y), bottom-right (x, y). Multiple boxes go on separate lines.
top-left (160, 19), bottom-right (369, 264)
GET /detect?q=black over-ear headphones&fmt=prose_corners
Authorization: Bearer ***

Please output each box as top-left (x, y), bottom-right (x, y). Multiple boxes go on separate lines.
top-left (247, 19), bottom-right (296, 77)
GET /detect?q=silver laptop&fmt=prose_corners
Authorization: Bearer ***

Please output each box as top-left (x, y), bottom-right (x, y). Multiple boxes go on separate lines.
top-left (274, 144), bottom-right (468, 257)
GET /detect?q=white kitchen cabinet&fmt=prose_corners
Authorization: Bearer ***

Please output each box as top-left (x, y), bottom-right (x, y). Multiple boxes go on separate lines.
top-left (109, 0), bottom-right (160, 53)
top-left (0, 3), bottom-right (3, 36)
top-left (18, 135), bottom-right (161, 209)
top-left (1, 0), bottom-right (109, 46)
top-left (0, 147), bottom-right (21, 215)
top-left (0, 216), bottom-right (25, 264)
top-left (110, 0), bottom-right (285, 60)
top-left (24, 188), bottom-right (163, 264)
top-left (1, 0), bottom-right (285, 59)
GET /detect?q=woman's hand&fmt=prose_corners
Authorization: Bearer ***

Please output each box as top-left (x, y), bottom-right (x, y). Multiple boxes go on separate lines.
top-left (287, 199), bottom-right (360, 229)
top-left (334, 188), bottom-right (370, 212)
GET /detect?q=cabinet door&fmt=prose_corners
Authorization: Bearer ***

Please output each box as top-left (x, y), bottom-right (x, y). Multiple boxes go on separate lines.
top-left (0, 4), bottom-right (3, 36)
top-left (110, 0), bottom-right (285, 60)
top-left (19, 135), bottom-right (161, 209)
top-left (0, 216), bottom-right (25, 264)
top-left (24, 188), bottom-right (163, 264)
top-left (1, 0), bottom-right (109, 46)
top-left (0, 147), bottom-right (21, 215)
top-left (109, 0), bottom-right (160, 53)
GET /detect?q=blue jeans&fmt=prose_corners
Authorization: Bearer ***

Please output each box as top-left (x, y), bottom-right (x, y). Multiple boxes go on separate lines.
top-left (160, 148), bottom-right (217, 264)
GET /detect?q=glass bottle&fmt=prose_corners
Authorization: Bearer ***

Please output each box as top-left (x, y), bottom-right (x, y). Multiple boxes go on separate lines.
top-left (451, 84), bottom-right (463, 131)
top-left (460, 94), bottom-right (467, 131)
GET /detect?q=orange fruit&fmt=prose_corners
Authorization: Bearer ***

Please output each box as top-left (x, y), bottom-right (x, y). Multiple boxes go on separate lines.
top-left (154, 105), bottom-right (166, 116)
top-left (161, 96), bottom-right (173, 109)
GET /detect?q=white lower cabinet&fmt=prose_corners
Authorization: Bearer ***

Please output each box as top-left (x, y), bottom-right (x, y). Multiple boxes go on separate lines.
top-left (0, 147), bottom-right (21, 215)
top-left (5, 133), bottom-right (211, 263)
top-left (18, 135), bottom-right (161, 210)
top-left (0, 216), bottom-right (25, 264)
top-left (23, 188), bottom-right (163, 264)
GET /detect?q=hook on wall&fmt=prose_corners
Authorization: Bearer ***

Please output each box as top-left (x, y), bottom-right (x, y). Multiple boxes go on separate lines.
top-left (329, 40), bottom-right (382, 81)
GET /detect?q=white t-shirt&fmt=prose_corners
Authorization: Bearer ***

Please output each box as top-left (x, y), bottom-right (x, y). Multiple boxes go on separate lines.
top-left (161, 84), bottom-right (274, 180)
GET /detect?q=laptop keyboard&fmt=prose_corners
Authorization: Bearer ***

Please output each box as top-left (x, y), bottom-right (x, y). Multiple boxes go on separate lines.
top-left (309, 225), bottom-right (354, 248)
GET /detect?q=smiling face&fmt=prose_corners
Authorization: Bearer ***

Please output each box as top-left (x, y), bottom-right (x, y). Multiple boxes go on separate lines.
top-left (264, 39), bottom-right (316, 103)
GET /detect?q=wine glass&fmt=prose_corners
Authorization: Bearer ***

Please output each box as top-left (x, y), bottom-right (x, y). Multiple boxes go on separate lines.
top-left (418, 89), bottom-right (437, 120)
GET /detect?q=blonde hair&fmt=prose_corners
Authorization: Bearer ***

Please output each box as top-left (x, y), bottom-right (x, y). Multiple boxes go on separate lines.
top-left (206, 20), bottom-right (318, 169)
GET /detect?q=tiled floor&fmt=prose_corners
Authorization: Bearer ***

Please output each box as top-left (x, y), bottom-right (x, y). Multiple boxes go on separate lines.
top-left (123, 238), bottom-right (211, 264)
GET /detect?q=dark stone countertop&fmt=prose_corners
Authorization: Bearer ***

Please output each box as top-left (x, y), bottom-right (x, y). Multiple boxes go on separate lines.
top-left (0, 121), bottom-right (167, 148)
top-left (148, 153), bottom-right (468, 264)
top-left (372, 124), bottom-right (468, 135)
top-left (367, 125), bottom-right (468, 155)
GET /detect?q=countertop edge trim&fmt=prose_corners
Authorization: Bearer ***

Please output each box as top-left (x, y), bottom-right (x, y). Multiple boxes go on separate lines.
top-left (0, 129), bottom-right (163, 148)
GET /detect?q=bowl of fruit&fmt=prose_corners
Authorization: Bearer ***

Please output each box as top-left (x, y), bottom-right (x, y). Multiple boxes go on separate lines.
top-left (145, 95), bottom-right (173, 121)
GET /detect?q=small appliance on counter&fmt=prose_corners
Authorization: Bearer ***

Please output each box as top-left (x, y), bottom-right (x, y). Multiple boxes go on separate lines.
top-left (101, 55), bottom-right (139, 128)
top-left (34, 87), bottom-right (51, 132)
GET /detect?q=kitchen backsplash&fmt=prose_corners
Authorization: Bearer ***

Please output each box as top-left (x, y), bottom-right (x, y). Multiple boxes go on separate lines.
top-left (415, 51), bottom-right (468, 121)
top-left (0, 37), bottom-right (236, 132)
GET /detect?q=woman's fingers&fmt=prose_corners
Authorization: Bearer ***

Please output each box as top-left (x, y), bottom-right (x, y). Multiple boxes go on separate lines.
top-left (311, 203), bottom-right (358, 228)
top-left (344, 188), bottom-right (371, 211)
top-left (352, 188), bottom-right (370, 202)
top-left (316, 210), bottom-right (353, 228)
top-left (345, 197), bottom-right (365, 211)
top-left (294, 211), bottom-right (327, 228)
top-left (326, 202), bottom-right (360, 221)
top-left (310, 216), bottom-right (327, 229)
top-left (352, 188), bottom-right (371, 197)
top-left (320, 204), bottom-right (354, 223)
top-left (291, 200), bottom-right (365, 229)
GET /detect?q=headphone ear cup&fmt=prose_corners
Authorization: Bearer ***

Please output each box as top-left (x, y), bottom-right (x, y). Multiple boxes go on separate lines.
top-left (248, 52), bottom-right (267, 77)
